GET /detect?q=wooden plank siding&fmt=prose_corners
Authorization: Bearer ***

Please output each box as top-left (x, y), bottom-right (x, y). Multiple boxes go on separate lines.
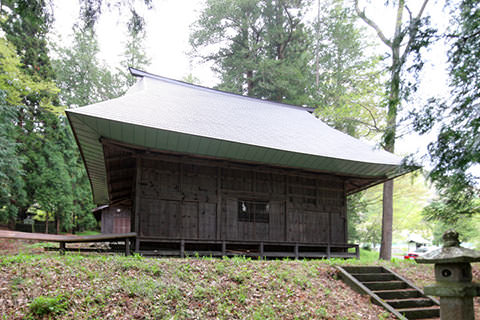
top-left (133, 152), bottom-right (347, 244)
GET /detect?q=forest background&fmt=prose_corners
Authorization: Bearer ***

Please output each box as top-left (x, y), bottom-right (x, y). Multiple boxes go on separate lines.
top-left (0, 0), bottom-right (478, 256)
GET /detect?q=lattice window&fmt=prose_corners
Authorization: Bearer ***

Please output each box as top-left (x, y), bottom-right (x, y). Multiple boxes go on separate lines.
top-left (238, 200), bottom-right (269, 223)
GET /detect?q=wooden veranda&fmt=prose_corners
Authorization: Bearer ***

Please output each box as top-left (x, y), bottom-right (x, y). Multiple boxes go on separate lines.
top-left (0, 230), bottom-right (136, 256)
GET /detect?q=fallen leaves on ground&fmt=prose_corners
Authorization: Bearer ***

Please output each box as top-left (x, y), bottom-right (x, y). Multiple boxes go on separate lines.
top-left (0, 241), bottom-right (478, 319)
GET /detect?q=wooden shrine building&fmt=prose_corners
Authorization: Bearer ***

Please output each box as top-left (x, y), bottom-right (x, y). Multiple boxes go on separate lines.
top-left (66, 68), bottom-right (406, 258)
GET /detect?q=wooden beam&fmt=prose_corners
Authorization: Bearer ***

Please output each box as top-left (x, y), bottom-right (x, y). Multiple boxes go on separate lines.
top-left (101, 137), bottom-right (391, 182)
top-left (0, 230), bottom-right (136, 242)
top-left (216, 167), bottom-right (222, 240)
top-left (134, 158), bottom-right (142, 252)
top-left (110, 189), bottom-right (132, 197)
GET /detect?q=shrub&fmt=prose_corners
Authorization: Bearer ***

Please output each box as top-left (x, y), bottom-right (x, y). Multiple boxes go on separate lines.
top-left (29, 294), bottom-right (68, 316)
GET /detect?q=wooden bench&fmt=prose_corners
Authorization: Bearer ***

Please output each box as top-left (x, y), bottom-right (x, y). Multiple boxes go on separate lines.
top-left (0, 230), bottom-right (136, 256)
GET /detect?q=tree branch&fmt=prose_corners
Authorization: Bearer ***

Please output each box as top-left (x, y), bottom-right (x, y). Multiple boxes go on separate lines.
top-left (358, 102), bottom-right (381, 132)
top-left (354, 0), bottom-right (392, 48)
top-left (400, 0), bottom-right (430, 63)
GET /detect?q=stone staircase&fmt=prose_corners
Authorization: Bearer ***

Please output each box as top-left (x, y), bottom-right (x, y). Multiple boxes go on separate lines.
top-left (337, 266), bottom-right (440, 319)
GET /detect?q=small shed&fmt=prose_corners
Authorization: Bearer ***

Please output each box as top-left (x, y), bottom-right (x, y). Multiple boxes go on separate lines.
top-left (66, 68), bottom-right (407, 258)
top-left (407, 234), bottom-right (431, 252)
top-left (93, 205), bottom-right (131, 234)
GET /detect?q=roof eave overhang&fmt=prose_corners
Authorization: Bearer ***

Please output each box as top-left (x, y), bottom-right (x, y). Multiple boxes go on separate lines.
top-left (67, 111), bottom-right (409, 205)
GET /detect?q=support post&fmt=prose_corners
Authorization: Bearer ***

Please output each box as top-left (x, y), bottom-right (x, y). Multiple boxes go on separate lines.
top-left (355, 245), bottom-right (360, 259)
top-left (180, 239), bottom-right (185, 258)
top-left (326, 245), bottom-right (331, 259)
top-left (134, 157), bottom-right (142, 253)
top-left (59, 242), bottom-right (65, 255)
top-left (260, 242), bottom-right (264, 259)
top-left (222, 241), bottom-right (226, 256)
top-left (125, 238), bottom-right (130, 256)
top-left (294, 243), bottom-right (299, 259)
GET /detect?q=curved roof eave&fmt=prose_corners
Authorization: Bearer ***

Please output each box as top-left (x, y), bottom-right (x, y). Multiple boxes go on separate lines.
top-left (66, 70), bottom-right (410, 204)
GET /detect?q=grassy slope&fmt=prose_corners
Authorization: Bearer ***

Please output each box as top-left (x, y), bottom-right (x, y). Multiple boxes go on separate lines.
top-left (0, 242), bottom-right (478, 320)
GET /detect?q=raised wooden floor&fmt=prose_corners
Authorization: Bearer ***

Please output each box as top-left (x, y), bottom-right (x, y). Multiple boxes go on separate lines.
top-left (0, 230), bottom-right (136, 255)
top-left (137, 237), bottom-right (359, 259)
top-left (0, 230), bottom-right (359, 259)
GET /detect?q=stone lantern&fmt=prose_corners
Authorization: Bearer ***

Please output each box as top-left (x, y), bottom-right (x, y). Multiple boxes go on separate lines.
top-left (416, 230), bottom-right (480, 320)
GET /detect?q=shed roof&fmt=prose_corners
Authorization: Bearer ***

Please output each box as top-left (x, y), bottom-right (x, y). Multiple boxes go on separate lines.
top-left (66, 68), bottom-right (407, 205)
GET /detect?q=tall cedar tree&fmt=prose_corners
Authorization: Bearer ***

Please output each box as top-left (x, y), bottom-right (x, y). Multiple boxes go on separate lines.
top-left (53, 25), bottom-right (124, 107)
top-left (313, 0), bottom-right (386, 139)
top-left (355, 0), bottom-right (432, 260)
top-left (311, 0), bottom-right (387, 243)
top-left (413, 0), bottom-right (480, 223)
top-left (120, 10), bottom-right (151, 87)
top-left (0, 1), bottom-right (97, 232)
top-left (190, 0), bottom-right (312, 105)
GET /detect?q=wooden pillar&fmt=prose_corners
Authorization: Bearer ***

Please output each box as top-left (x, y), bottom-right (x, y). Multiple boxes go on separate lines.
top-left (125, 238), bottom-right (130, 256)
top-left (222, 241), bottom-right (226, 256)
top-left (328, 212), bottom-right (332, 247)
top-left (216, 168), bottom-right (222, 240)
top-left (327, 245), bottom-right (331, 259)
top-left (180, 239), bottom-right (185, 258)
top-left (294, 243), bottom-right (299, 259)
top-left (59, 242), bottom-right (65, 255)
top-left (134, 157), bottom-right (142, 253)
top-left (343, 180), bottom-right (348, 243)
top-left (259, 242), bottom-right (264, 259)
top-left (285, 175), bottom-right (289, 242)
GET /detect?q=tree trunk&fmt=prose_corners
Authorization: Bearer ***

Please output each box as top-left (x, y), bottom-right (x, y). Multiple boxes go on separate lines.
top-left (355, 0), bottom-right (429, 261)
top-left (378, 1), bottom-right (403, 261)
top-left (380, 179), bottom-right (393, 260)
top-left (246, 70), bottom-right (253, 96)
top-left (45, 212), bottom-right (49, 234)
top-left (56, 213), bottom-right (60, 234)
top-left (379, 59), bottom-right (400, 260)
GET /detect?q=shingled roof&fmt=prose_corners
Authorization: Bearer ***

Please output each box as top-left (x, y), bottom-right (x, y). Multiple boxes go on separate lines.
top-left (66, 68), bottom-right (407, 205)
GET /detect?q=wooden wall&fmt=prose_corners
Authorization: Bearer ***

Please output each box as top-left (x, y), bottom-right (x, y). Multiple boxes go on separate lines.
top-left (101, 207), bottom-right (131, 234)
top-left (135, 154), bottom-right (347, 244)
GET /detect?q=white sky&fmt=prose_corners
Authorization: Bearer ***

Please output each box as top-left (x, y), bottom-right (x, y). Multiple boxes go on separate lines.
top-left (51, 0), bottom-right (452, 161)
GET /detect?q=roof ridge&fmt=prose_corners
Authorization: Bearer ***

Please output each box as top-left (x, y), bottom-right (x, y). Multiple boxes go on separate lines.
top-left (129, 67), bottom-right (315, 113)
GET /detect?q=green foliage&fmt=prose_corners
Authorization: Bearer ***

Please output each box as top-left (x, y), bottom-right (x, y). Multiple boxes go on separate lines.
top-left (355, 0), bottom-right (434, 260)
top-left (119, 10), bottom-right (151, 87)
top-left (431, 213), bottom-right (480, 248)
top-left (190, 0), bottom-right (312, 104)
top-left (313, 0), bottom-right (386, 139)
top-left (29, 294), bottom-right (69, 317)
top-left (0, 0), bottom-right (55, 80)
top-left (53, 26), bottom-right (124, 108)
top-left (0, 93), bottom-right (24, 223)
top-left (0, 37), bottom-right (62, 224)
top-left (353, 173), bottom-right (435, 247)
top-left (0, 12), bottom-right (96, 231)
top-left (78, 0), bottom-right (153, 30)
top-left (412, 0), bottom-right (479, 223)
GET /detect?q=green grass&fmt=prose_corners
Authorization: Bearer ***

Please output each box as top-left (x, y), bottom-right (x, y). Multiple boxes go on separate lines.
top-left (359, 248), bottom-right (380, 262)
top-left (75, 230), bottom-right (101, 236)
top-left (28, 294), bottom-right (69, 317)
top-left (1, 252), bottom-right (470, 320)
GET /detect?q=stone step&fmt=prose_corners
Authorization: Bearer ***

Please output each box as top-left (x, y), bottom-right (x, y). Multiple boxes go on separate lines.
top-left (385, 298), bottom-right (435, 309)
top-left (337, 266), bottom-right (440, 320)
top-left (341, 266), bottom-right (385, 274)
top-left (374, 289), bottom-right (421, 300)
top-left (397, 306), bottom-right (440, 319)
top-left (363, 280), bottom-right (409, 290)
top-left (352, 273), bottom-right (397, 282)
